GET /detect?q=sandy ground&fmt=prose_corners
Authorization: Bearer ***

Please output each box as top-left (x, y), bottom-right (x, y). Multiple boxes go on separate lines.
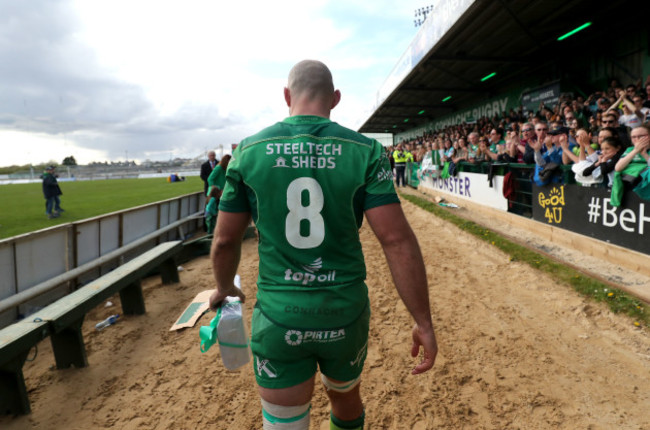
top-left (407, 185), bottom-right (650, 301)
top-left (2, 196), bottom-right (650, 429)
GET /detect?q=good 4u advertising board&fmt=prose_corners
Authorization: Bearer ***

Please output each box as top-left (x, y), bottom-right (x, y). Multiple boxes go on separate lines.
top-left (532, 183), bottom-right (649, 254)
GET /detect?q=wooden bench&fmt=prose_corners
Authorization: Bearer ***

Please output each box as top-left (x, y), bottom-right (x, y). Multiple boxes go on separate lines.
top-left (0, 240), bottom-right (182, 415)
top-left (0, 320), bottom-right (50, 415)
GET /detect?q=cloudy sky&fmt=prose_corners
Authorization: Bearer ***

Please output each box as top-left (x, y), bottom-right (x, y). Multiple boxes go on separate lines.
top-left (0, 0), bottom-right (429, 167)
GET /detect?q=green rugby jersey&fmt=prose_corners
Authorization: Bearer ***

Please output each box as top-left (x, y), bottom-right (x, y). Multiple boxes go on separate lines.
top-left (219, 115), bottom-right (398, 329)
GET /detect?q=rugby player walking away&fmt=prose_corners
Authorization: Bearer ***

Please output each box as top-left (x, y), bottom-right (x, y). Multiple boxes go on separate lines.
top-left (209, 59), bottom-right (438, 430)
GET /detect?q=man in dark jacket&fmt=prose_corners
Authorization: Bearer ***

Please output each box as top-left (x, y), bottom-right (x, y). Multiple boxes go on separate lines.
top-left (520, 122), bottom-right (537, 164)
top-left (200, 150), bottom-right (218, 195)
top-left (42, 165), bottom-right (63, 219)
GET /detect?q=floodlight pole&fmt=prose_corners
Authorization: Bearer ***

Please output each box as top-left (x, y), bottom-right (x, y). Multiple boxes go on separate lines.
top-left (414, 4), bottom-right (434, 27)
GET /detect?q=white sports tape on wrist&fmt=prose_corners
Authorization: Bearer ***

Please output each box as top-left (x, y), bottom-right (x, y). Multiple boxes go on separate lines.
top-left (320, 373), bottom-right (361, 393)
top-left (261, 399), bottom-right (310, 430)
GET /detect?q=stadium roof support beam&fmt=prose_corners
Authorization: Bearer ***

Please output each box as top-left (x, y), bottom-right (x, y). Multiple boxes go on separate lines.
top-left (497, 0), bottom-right (543, 48)
top-left (427, 63), bottom-right (477, 87)
top-left (427, 55), bottom-right (528, 64)
top-left (390, 103), bottom-right (457, 110)
top-left (400, 87), bottom-right (485, 94)
top-left (372, 115), bottom-right (424, 121)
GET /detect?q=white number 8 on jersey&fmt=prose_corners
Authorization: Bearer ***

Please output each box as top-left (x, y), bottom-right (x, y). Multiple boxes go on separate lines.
top-left (286, 177), bottom-right (325, 249)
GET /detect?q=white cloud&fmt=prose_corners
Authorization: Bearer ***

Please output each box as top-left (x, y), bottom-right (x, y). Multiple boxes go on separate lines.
top-left (0, 0), bottom-right (425, 166)
top-left (1, 130), bottom-right (107, 166)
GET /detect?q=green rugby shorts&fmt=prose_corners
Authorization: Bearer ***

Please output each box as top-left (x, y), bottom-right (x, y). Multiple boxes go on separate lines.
top-left (250, 304), bottom-right (370, 389)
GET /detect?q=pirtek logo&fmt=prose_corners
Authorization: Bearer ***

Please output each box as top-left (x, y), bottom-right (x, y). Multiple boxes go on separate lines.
top-left (284, 329), bottom-right (346, 346)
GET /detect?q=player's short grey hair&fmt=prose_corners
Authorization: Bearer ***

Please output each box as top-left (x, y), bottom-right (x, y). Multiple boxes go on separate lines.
top-left (287, 60), bottom-right (334, 101)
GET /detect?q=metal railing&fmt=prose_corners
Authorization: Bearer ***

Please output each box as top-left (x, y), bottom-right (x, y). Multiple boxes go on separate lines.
top-left (0, 211), bottom-right (201, 315)
top-left (0, 192), bottom-right (205, 327)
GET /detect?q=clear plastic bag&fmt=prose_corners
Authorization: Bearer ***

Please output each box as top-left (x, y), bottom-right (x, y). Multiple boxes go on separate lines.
top-left (199, 276), bottom-right (251, 370)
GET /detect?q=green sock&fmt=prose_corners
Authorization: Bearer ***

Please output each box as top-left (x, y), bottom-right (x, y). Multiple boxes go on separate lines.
top-left (330, 410), bottom-right (364, 430)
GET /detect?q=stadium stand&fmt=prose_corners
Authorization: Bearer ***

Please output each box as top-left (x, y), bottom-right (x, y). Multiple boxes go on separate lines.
top-left (358, 0), bottom-right (649, 261)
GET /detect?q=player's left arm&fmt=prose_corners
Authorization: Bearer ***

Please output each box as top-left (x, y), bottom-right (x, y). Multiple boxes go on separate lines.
top-left (363, 140), bottom-right (437, 373)
top-left (365, 203), bottom-right (437, 374)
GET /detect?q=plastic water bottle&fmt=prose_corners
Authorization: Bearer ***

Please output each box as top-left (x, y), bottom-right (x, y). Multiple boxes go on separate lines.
top-left (199, 275), bottom-right (251, 370)
top-left (217, 275), bottom-right (251, 370)
top-left (95, 314), bottom-right (120, 330)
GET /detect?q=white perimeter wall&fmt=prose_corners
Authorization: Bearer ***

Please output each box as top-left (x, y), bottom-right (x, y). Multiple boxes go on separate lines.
top-left (419, 172), bottom-right (508, 211)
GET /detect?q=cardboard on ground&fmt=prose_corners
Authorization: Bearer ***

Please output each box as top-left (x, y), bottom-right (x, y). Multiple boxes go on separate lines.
top-left (170, 290), bottom-right (214, 331)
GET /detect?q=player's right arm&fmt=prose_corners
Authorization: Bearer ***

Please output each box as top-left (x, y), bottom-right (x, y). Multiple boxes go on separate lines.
top-left (365, 203), bottom-right (438, 375)
top-left (209, 210), bottom-right (251, 310)
top-left (209, 146), bottom-right (251, 310)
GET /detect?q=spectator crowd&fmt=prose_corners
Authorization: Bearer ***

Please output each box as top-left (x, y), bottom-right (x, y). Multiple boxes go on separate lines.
top-left (389, 76), bottom-right (650, 205)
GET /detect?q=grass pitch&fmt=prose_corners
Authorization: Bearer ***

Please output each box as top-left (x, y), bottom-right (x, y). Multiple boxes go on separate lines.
top-left (0, 177), bottom-right (203, 239)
